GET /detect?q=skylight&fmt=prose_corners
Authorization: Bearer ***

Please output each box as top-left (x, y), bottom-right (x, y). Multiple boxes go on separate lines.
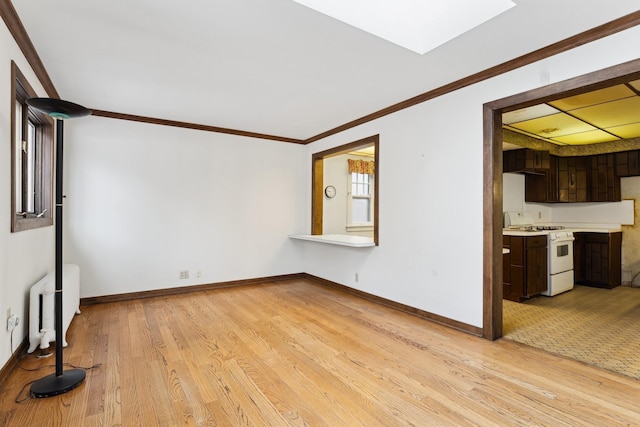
top-left (293, 0), bottom-right (516, 54)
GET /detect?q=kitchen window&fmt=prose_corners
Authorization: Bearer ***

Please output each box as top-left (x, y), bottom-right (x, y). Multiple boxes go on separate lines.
top-left (11, 62), bottom-right (54, 232)
top-left (347, 172), bottom-right (374, 229)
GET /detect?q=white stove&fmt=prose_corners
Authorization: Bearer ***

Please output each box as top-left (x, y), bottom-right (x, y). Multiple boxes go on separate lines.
top-left (543, 230), bottom-right (575, 296)
top-left (504, 212), bottom-right (575, 297)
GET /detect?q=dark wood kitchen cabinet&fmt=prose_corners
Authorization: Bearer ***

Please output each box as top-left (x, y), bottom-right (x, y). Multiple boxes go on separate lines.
top-left (503, 149), bottom-right (550, 173)
top-left (574, 231), bottom-right (622, 288)
top-left (558, 156), bottom-right (588, 202)
top-left (590, 154), bottom-right (620, 202)
top-left (503, 235), bottom-right (548, 302)
top-left (506, 150), bottom-right (624, 203)
top-left (615, 150), bottom-right (640, 177)
top-left (524, 156), bottom-right (558, 203)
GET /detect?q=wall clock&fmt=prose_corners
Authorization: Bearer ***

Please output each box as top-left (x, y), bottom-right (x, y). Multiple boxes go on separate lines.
top-left (324, 185), bottom-right (336, 198)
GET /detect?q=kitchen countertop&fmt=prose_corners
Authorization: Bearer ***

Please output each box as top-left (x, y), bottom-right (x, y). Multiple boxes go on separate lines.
top-left (570, 228), bottom-right (623, 233)
top-left (503, 227), bottom-right (622, 237)
top-left (289, 234), bottom-right (375, 247)
top-left (503, 229), bottom-right (549, 237)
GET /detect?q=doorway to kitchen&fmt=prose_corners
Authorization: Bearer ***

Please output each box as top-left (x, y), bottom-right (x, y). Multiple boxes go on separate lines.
top-left (483, 58), bottom-right (640, 377)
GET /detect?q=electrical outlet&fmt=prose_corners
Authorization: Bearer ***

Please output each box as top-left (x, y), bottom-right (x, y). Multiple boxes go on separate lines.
top-left (196, 269), bottom-right (202, 278)
top-left (355, 273), bottom-right (359, 282)
top-left (179, 270), bottom-right (189, 279)
top-left (7, 314), bottom-right (18, 331)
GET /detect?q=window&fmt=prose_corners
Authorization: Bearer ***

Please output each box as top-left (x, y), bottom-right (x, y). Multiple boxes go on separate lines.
top-left (348, 172), bottom-right (373, 225)
top-left (11, 62), bottom-right (54, 232)
top-left (312, 135), bottom-right (379, 245)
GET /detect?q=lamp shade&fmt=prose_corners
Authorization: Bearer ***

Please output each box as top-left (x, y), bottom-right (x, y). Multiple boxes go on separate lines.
top-left (26, 98), bottom-right (91, 119)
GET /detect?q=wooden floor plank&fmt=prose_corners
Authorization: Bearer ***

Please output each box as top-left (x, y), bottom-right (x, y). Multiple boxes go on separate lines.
top-left (2, 279), bottom-right (640, 426)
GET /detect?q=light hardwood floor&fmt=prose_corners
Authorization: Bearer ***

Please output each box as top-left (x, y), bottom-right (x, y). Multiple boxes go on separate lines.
top-left (2, 279), bottom-right (640, 426)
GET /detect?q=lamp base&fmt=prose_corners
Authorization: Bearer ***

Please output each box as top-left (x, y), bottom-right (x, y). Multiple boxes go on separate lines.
top-left (30, 369), bottom-right (86, 398)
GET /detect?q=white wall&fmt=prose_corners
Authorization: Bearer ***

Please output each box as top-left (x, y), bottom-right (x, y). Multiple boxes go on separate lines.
top-left (63, 118), bottom-right (307, 297)
top-left (301, 26), bottom-right (640, 328)
top-left (0, 24), bottom-right (55, 368)
top-left (503, 173), bottom-right (526, 213)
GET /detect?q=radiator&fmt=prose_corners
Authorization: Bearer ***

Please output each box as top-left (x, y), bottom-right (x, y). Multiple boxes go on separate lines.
top-left (27, 264), bottom-right (81, 353)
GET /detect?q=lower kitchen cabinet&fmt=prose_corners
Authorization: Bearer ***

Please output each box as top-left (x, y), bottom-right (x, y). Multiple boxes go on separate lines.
top-left (574, 231), bottom-right (622, 288)
top-left (503, 235), bottom-right (548, 302)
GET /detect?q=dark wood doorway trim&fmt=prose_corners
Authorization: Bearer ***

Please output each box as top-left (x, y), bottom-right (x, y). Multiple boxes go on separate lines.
top-left (482, 57), bottom-right (640, 340)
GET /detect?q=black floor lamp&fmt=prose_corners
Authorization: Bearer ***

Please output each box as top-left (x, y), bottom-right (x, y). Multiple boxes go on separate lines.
top-left (26, 97), bottom-right (91, 398)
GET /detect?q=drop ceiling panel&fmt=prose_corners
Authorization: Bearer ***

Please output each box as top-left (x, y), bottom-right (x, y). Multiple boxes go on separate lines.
top-left (548, 85), bottom-right (634, 110)
top-left (607, 123), bottom-right (640, 139)
top-left (570, 97), bottom-right (640, 128)
top-left (502, 104), bottom-right (559, 125)
top-left (504, 77), bottom-right (640, 147)
top-left (552, 130), bottom-right (620, 145)
top-left (509, 113), bottom-right (597, 137)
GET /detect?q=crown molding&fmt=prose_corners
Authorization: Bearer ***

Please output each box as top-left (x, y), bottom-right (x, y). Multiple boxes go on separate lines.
top-left (90, 109), bottom-right (305, 144)
top-left (0, 0), bottom-right (58, 98)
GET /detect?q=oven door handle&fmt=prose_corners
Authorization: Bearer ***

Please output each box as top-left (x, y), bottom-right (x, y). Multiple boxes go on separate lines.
top-left (551, 237), bottom-right (575, 243)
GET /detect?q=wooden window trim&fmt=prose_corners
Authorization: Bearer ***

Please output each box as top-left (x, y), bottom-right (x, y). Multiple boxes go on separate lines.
top-left (11, 61), bottom-right (54, 232)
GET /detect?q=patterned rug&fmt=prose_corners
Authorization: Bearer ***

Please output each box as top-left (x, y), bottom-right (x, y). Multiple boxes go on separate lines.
top-left (503, 285), bottom-right (640, 379)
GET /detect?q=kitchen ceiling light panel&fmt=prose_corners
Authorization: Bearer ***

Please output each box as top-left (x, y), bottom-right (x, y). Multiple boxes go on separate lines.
top-left (502, 104), bottom-right (559, 125)
top-left (570, 97), bottom-right (640, 128)
top-left (606, 123), bottom-right (640, 139)
top-left (549, 85), bottom-right (635, 111)
top-left (292, 0), bottom-right (516, 54)
top-left (551, 130), bottom-right (620, 145)
top-left (510, 113), bottom-right (597, 138)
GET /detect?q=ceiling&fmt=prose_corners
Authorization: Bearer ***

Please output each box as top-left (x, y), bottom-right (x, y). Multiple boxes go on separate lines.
top-left (503, 79), bottom-right (640, 148)
top-left (9, 0), bottom-right (640, 141)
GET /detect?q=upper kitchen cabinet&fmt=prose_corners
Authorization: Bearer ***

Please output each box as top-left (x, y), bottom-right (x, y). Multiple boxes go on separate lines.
top-left (590, 153), bottom-right (620, 202)
top-left (615, 150), bottom-right (640, 177)
top-left (503, 149), bottom-right (550, 173)
top-left (558, 156), bottom-right (588, 202)
top-left (505, 149), bottom-right (623, 203)
top-left (524, 156), bottom-right (558, 203)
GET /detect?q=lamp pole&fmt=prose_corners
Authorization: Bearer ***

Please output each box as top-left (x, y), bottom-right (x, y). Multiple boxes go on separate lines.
top-left (26, 97), bottom-right (91, 398)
